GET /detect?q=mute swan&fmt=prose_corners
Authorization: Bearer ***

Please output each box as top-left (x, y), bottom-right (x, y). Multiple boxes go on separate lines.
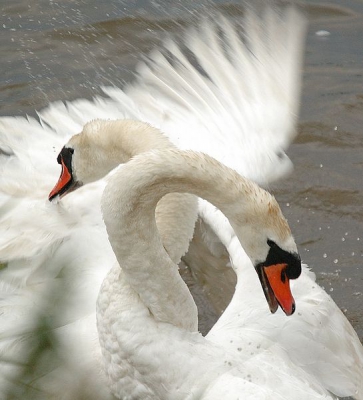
top-left (0, 120), bottom-right (199, 399)
top-left (0, 5), bottom-right (362, 399)
top-left (48, 121), bottom-right (337, 399)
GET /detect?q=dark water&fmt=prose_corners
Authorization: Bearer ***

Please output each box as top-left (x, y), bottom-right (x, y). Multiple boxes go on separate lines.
top-left (279, 1), bottom-right (363, 339)
top-left (1, 0), bottom-right (362, 342)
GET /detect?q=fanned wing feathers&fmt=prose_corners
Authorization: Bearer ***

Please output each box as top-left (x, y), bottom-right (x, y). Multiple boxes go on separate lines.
top-left (123, 6), bottom-right (306, 185)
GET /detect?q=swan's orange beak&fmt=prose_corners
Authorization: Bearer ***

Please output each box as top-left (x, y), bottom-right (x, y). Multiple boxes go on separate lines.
top-left (262, 264), bottom-right (295, 316)
top-left (256, 240), bottom-right (301, 316)
top-left (49, 157), bottom-right (73, 200)
top-left (49, 146), bottom-right (81, 201)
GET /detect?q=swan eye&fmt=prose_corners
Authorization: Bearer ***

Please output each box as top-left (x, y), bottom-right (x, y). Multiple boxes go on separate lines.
top-left (57, 146), bottom-right (74, 165)
top-left (267, 239), bottom-right (277, 248)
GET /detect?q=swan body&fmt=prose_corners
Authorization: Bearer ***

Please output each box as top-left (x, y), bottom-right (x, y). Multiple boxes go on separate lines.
top-left (0, 5), bottom-right (362, 399)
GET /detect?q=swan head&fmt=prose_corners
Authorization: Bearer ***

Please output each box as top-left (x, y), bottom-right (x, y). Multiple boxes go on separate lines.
top-left (48, 120), bottom-right (131, 201)
top-left (234, 197), bottom-right (301, 316)
top-left (254, 238), bottom-right (301, 316)
top-left (49, 119), bottom-right (172, 201)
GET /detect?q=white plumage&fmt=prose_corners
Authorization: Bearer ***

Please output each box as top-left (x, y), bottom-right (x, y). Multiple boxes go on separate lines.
top-left (0, 5), bottom-right (362, 399)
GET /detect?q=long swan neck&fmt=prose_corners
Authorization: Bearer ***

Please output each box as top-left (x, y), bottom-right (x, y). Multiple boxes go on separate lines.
top-left (91, 123), bottom-right (198, 330)
top-left (76, 120), bottom-right (197, 266)
top-left (101, 149), bottom-right (291, 329)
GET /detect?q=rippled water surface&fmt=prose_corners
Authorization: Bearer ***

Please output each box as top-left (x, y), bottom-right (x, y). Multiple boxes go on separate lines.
top-left (1, 0), bottom-right (362, 340)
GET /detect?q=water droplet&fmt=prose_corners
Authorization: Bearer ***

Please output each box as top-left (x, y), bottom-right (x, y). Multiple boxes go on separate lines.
top-left (333, 259), bottom-right (338, 264)
top-left (323, 253), bottom-right (327, 258)
top-left (330, 288), bottom-right (334, 292)
top-left (315, 30), bottom-right (330, 36)
top-left (342, 238), bottom-right (345, 242)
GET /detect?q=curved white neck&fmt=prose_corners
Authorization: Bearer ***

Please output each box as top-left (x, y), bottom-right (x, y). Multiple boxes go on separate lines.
top-left (76, 120), bottom-right (198, 266)
top-left (101, 149), bottom-right (291, 330)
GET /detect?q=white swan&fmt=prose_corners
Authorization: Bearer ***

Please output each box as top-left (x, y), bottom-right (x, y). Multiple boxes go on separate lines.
top-left (48, 119), bottom-right (335, 399)
top-left (0, 5), bottom-right (362, 399)
top-left (0, 120), bottom-right (199, 399)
